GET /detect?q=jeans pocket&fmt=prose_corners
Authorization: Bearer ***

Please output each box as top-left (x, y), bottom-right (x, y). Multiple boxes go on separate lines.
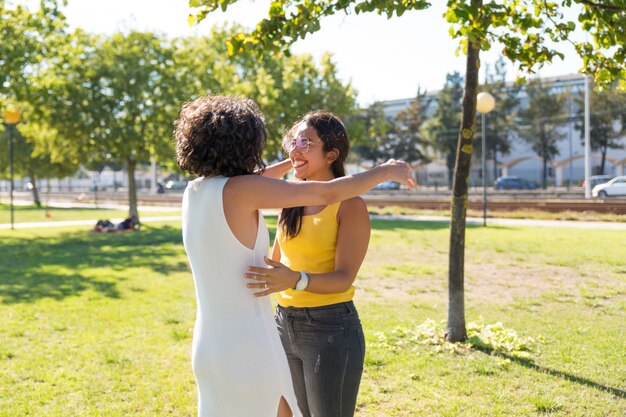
top-left (309, 315), bottom-right (344, 331)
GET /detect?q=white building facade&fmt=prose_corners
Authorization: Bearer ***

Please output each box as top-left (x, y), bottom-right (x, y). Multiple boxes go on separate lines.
top-left (382, 74), bottom-right (626, 187)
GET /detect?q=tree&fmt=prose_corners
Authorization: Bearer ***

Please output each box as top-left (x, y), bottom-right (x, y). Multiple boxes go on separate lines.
top-left (33, 30), bottom-right (181, 220)
top-left (480, 57), bottom-right (520, 178)
top-left (0, 119), bottom-right (77, 206)
top-left (518, 78), bottom-right (567, 188)
top-left (27, 23), bottom-right (357, 218)
top-left (347, 102), bottom-right (394, 166)
top-left (386, 89), bottom-right (430, 165)
top-left (575, 83), bottom-right (626, 174)
top-left (171, 27), bottom-right (358, 158)
top-left (258, 52), bottom-right (359, 157)
top-left (1, 0), bottom-right (69, 195)
top-left (0, 0), bottom-right (66, 102)
top-left (423, 72), bottom-right (464, 188)
top-left (191, 0), bottom-right (626, 341)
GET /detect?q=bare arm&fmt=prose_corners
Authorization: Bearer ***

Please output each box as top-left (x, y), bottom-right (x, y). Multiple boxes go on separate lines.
top-left (300, 197), bottom-right (370, 293)
top-left (260, 159), bottom-right (292, 179)
top-left (225, 159), bottom-right (415, 211)
top-left (246, 197), bottom-right (371, 296)
top-left (271, 235), bottom-right (282, 262)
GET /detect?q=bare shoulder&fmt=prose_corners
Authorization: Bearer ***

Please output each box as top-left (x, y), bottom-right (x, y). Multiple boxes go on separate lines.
top-left (225, 174), bottom-right (264, 187)
top-left (225, 174), bottom-right (299, 193)
top-left (338, 196), bottom-right (369, 223)
top-left (339, 196), bottom-right (368, 212)
top-left (223, 174), bottom-right (277, 197)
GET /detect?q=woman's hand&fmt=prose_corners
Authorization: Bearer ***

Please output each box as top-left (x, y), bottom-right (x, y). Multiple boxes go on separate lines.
top-left (245, 256), bottom-right (300, 297)
top-left (381, 159), bottom-right (417, 190)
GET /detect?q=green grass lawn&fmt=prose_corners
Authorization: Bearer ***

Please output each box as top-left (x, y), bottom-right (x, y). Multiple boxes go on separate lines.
top-left (0, 204), bottom-right (180, 224)
top-left (368, 205), bottom-right (626, 222)
top-left (0, 219), bottom-right (624, 416)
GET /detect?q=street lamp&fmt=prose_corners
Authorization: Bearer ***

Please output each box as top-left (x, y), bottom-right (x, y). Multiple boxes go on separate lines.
top-left (476, 92), bottom-right (496, 227)
top-left (2, 107), bottom-right (21, 230)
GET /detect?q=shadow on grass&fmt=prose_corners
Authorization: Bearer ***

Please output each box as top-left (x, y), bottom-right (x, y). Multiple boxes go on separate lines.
top-left (0, 225), bottom-right (186, 304)
top-left (474, 346), bottom-right (626, 399)
top-left (1, 218), bottom-right (455, 305)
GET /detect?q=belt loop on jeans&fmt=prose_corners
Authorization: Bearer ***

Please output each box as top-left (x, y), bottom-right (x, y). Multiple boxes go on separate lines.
top-left (304, 307), bottom-right (313, 323)
top-left (345, 301), bottom-right (355, 314)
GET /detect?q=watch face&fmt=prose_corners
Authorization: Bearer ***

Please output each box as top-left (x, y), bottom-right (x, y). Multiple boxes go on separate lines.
top-left (296, 271), bottom-right (309, 291)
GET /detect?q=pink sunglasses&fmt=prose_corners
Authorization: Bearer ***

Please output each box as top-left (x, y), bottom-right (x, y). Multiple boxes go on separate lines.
top-left (282, 136), bottom-right (313, 154)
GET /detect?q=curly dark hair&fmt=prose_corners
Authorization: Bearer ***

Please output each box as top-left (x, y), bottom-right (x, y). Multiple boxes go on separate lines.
top-left (279, 111), bottom-right (350, 239)
top-left (174, 95), bottom-right (267, 177)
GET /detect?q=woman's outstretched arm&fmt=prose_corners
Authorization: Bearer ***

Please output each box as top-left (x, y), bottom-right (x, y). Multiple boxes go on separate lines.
top-left (225, 159), bottom-right (415, 211)
top-left (260, 159), bottom-right (292, 179)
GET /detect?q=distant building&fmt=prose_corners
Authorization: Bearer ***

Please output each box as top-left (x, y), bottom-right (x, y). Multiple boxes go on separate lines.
top-left (381, 74), bottom-right (626, 187)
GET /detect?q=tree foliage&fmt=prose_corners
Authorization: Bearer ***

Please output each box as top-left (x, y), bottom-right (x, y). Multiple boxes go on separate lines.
top-left (387, 89), bottom-right (430, 164)
top-left (29, 30), bottom-right (181, 218)
top-left (1, 0), bottom-right (73, 204)
top-left (349, 94), bottom-right (429, 167)
top-left (173, 29), bottom-right (358, 158)
top-left (348, 102), bottom-right (393, 165)
top-left (192, 0), bottom-right (626, 89)
top-left (0, 121), bottom-right (77, 205)
top-left (575, 82), bottom-right (626, 174)
top-left (0, 0), bottom-right (66, 102)
top-left (479, 57), bottom-right (520, 178)
top-left (422, 72), bottom-right (464, 188)
top-left (517, 78), bottom-right (567, 188)
top-left (8, 14), bottom-right (356, 218)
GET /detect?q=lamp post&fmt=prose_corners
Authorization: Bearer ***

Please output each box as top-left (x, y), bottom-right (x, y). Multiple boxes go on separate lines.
top-left (583, 74), bottom-right (591, 199)
top-left (3, 107), bottom-right (21, 230)
top-left (476, 92), bottom-right (496, 227)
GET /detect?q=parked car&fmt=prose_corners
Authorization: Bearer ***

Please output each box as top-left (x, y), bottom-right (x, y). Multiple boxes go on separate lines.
top-left (374, 180), bottom-right (400, 190)
top-left (582, 175), bottom-right (613, 189)
top-left (592, 176), bottom-right (626, 197)
top-left (164, 180), bottom-right (187, 190)
top-left (494, 176), bottom-right (539, 190)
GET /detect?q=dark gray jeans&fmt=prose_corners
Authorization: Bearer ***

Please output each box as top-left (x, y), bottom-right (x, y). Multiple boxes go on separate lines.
top-left (275, 301), bottom-right (365, 417)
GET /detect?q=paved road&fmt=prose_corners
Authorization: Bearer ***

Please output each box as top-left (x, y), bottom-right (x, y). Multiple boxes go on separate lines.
top-left (0, 216), bottom-right (181, 230)
top-left (2, 212), bottom-right (625, 230)
top-left (3, 199), bottom-right (624, 230)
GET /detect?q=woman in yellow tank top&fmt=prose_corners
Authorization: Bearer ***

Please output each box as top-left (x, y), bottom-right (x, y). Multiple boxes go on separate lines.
top-left (245, 112), bottom-right (372, 417)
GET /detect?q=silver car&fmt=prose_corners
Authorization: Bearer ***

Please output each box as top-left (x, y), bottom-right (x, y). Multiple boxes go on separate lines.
top-left (592, 176), bottom-right (626, 197)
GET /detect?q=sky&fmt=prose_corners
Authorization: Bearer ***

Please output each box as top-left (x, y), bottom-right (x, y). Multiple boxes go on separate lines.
top-left (21, 0), bottom-right (584, 106)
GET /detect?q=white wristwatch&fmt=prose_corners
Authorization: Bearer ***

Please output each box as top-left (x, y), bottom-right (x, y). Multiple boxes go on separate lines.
top-left (294, 271), bottom-right (310, 291)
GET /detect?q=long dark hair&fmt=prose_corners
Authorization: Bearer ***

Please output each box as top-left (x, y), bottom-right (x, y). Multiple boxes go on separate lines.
top-left (279, 111), bottom-right (350, 239)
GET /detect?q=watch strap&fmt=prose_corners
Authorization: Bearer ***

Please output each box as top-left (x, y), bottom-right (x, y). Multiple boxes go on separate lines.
top-left (294, 271), bottom-right (310, 291)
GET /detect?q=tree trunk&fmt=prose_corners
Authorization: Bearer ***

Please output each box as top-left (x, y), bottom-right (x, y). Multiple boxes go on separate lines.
top-left (29, 170), bottom-right (41, 207)
top-left (542, 157), bottom-right (548, 189)
top-left (127, 157), bottom-right (139, 220)
top-left (493, 145), bottom-right (498, 182)
top-left (446, 19), bottom-right (481, 343)
top-left (600, 145), bottom-right (607, 175)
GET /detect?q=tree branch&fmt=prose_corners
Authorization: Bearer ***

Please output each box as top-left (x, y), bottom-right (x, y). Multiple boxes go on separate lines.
top-left (576, 0), bottom-right (626, 12)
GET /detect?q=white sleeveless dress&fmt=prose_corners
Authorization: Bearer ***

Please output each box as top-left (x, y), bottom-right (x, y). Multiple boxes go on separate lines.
top-left (182, 176), bottom-right (301, 417)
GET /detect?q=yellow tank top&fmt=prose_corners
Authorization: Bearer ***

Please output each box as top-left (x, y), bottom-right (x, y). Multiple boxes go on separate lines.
top-left (276, 202), bottom-right (355, 308)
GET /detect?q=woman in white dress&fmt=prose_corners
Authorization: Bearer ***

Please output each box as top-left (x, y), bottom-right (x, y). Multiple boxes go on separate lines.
top-left (174, 95), bottom-right (415, 417)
